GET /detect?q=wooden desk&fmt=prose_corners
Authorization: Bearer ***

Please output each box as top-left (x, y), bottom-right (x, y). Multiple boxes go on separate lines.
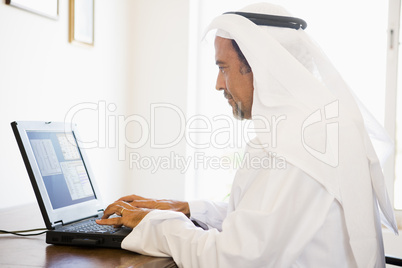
top-left (0, 203), bottom-right (177, 268)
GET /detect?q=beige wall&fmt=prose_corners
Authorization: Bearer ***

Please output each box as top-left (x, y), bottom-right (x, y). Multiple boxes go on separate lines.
top-left (0, 0), bottom-right (189, 209)
top-left (124, 0), bottom-right (189, 200)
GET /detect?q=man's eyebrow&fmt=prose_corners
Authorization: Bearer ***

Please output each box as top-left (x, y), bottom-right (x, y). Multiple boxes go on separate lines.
top-left (215, 60), bottom-right (226, 65)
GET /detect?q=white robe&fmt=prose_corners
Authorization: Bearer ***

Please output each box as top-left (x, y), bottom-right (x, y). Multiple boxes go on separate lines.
top-left (121, 141), bottom-right (381, 267)
top-left (201, 4), bottom-right (397, 267)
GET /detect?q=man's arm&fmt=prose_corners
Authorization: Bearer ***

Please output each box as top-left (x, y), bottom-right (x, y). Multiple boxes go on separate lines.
top-left (115, 164), bottom-right (337, 267)
top-left (97, 195), bottom-right (228, 230)
top-left (188, 200), bottom-right (228, 231)
top-left (118, 195), bottom-right (190, 217)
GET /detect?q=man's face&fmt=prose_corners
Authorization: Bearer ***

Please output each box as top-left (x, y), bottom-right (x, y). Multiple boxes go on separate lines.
top-left (214, 36), bottom-right (254, 120)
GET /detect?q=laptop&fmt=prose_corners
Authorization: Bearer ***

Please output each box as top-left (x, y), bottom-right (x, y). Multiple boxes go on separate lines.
top-left (11, 121), bottom-right (131, 248)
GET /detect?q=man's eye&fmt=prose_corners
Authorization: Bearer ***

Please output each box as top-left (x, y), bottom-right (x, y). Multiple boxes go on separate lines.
top-left (219, 67), bottom-right (226, 74)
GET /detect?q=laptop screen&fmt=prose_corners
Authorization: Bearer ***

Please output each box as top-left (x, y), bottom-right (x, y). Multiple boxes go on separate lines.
top-left (26, 130), bottom-right (96, 210)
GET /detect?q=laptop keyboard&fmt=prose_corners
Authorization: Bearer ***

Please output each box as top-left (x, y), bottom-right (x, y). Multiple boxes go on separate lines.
top-left (61, 219), bottom-right (119, 234)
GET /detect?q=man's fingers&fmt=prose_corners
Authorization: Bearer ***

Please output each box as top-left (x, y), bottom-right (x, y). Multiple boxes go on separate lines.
top-left (97, 205), bottom-right (151, 229)
top-left (96, 217), bottom-right (121, 226)
top-left (101, 204), bottom-right (118, 219)
top-left (117, 194), bottom-right (148, 203)
top-left (101, 201), bottom-right (132, 219)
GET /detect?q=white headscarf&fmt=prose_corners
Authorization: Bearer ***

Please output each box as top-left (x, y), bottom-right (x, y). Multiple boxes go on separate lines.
top-left (206, 3), bottom-right (397, 266)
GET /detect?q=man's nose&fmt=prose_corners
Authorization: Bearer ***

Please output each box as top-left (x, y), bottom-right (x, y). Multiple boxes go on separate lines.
top-left (215, 72), bottom-right (225, 91)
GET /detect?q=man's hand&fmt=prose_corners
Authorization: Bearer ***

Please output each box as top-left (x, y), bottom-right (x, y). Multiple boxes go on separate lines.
top-left (96, 195), bottom-right (190, 228)
top-left (96, 201), bottom-right (150, 229)
top-left (117, 194), bottom-right (190, 218)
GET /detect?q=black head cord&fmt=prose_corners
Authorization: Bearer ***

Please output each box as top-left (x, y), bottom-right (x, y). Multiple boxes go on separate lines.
top-left (224, 11), bottom-right (307, 30)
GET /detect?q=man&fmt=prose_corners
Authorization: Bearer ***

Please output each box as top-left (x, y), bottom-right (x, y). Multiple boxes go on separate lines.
top-left (97, 3), bottom-right (397, 267)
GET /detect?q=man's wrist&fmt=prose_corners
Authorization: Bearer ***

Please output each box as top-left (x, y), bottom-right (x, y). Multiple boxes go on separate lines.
top-left (181, 202), bottom-right (190, 218)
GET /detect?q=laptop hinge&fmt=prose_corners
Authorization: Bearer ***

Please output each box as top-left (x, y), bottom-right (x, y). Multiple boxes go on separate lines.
top-left (97, 209), bottom-right (104, 217)
top-left (53, 221), bottom-right (63, 230)
top-left (55, 214), bottom-right (101, 227)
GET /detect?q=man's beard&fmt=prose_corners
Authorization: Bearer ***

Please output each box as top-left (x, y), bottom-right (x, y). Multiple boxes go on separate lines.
top-left (224, 91), bottom-right (245, 120)
top-left (233, 102), bottom-right (245, 120)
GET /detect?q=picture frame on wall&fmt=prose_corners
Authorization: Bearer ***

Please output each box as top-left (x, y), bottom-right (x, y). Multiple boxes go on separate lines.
top-left (69, 0), bottom-right (94, 46)
top-left (6, 0), bottom-right (59, 20)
